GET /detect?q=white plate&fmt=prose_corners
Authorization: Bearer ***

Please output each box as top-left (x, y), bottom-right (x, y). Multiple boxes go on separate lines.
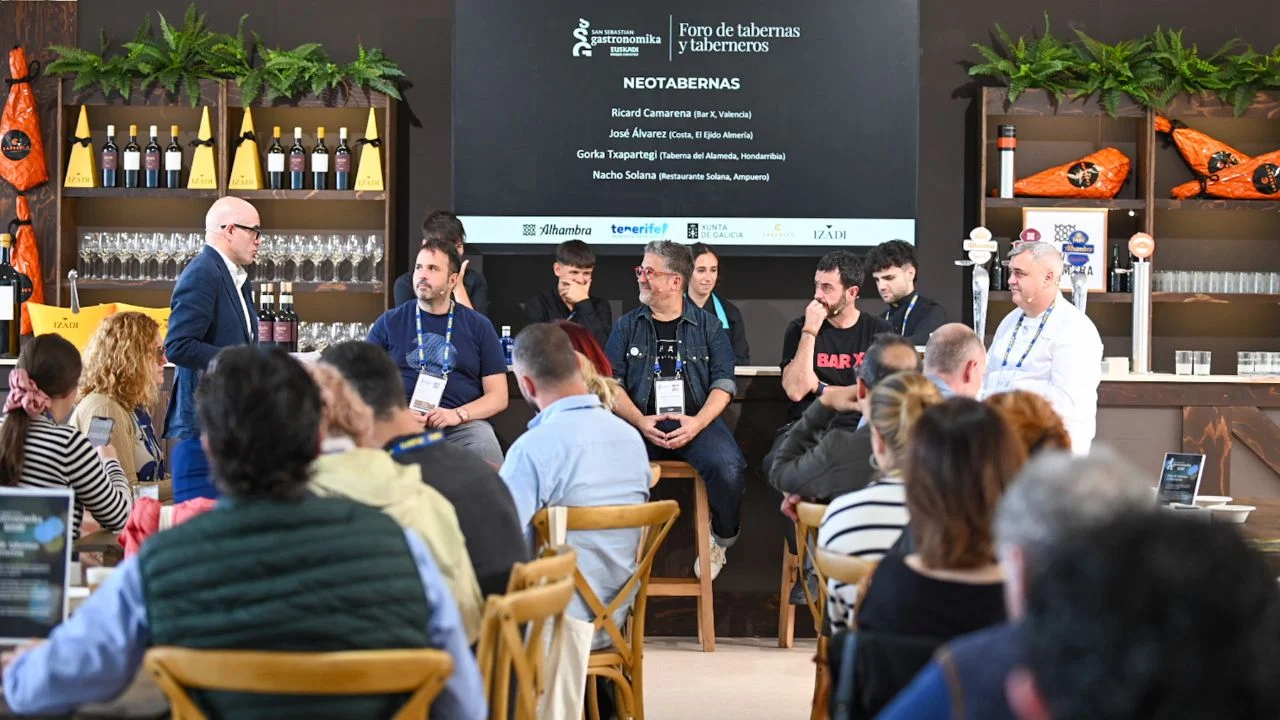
top-left (1194, 495), bottom-right (1233, 507)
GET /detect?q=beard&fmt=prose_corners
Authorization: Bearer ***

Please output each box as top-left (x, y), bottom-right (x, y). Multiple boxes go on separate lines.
top-left (638, 284), bottom-right (652, 305)
top-left (823, 296), bottom-right (849, 318)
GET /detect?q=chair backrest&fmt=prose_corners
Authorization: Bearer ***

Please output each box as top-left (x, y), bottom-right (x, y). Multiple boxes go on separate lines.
top-left (531, 500), bottom-right (681, 666)
top-left (795, 501), bottom-right (830, 629)
top-left (477, 548), bottom-right (578, 720)
top-left (144, 647), bottom-right (454, 720)
top-left (813, 549), bottom-right (874, 588)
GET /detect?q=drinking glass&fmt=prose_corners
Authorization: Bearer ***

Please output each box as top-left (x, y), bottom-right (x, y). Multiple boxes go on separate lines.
top-left (326, 234), bottom-right (344, 282)
top-left (286, 234), bottom-right (305, 281)
top-left (1268, 352), bottom-right (1280, 376)
top-left (1208, 271), bottom-right (1223, 294)
top-left (119, 233), bottom-right (140, 280)
top-left (1270, 272), bottom-right (1280, 295)
top-left (366, 234), bottom-right (384, 282)
top-left (1224, 272), bottom-right (1240, 294)
top-left (143, 233), bottom-right (163, 280)
top-left (306, 234), bottom-right (327, 282)
top-left (1238, 351), bottom-right (1254, 376)
top-left (1252, 272), bottom-right (1266, 296)
top-left (345, 234), bottom-right (363, 282)
top-left (184, 232), bottom-right (203, 274)
top-left (1174, 271), bottom-right (1191, 293)
top-left (1191, 271), bottom-right (1207, 293)
top-left (1194, 351), bottom-right (1212, 376)
top-left (1175, 350), bottom-right (1193, 376)
top-left (78, 232), bottom-right (99, 279)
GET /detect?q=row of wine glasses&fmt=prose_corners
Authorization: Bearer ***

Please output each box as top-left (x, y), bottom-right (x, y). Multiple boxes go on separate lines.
top-left (298, 322), bottom-right (371, 353)
top-left (78, 231), bottom-right (205, 281)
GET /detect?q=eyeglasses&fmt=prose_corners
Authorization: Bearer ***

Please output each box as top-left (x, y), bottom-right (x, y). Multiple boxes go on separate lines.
top-left (154, 346), bottom-right (166, 362)
top-left (221, 223), bottom-right (263, 241)
top-left (634, 266), bottom-right (679, 281)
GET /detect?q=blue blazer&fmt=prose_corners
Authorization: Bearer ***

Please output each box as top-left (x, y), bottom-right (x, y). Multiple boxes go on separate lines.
top-left (163, 245), bottom-right (257, 440)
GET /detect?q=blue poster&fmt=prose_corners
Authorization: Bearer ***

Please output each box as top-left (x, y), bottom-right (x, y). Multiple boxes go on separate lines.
top-left (0, 488), bottom-right (74, 642)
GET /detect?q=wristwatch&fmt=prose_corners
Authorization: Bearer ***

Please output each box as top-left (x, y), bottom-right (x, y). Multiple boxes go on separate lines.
top-left (455, 407), bottom-right (470, 423)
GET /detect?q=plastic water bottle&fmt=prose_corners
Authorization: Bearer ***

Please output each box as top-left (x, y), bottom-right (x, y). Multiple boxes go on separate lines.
top-left (500, 325), bottom-right (515, 366)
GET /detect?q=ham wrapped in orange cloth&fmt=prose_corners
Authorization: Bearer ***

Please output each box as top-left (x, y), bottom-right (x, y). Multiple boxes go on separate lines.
top-left (1155, 115), bottom-right (1250, 177)
top-left (9, 195), bottom-right (45, 334)
top-left (1013, 147), bottom-right (1131, 199)
top-left (0, 47), bottom-right (48, 192)
top-left (1173, 148), bottom-right (1280, 201)
top-left (118, 496), bottom-right (218, 557)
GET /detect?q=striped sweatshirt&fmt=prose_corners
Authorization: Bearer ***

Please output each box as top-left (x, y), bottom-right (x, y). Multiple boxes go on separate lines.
top-left (817, 476), bottom-right (909, 630)
top-left (4, 416), bottom-right (133, 538)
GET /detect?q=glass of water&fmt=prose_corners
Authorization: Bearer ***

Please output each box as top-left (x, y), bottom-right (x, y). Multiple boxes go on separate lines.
top-left (1175, 351), bottom-right (1193, 375)
top-left (1193, 351), bottom-right (1212, 376)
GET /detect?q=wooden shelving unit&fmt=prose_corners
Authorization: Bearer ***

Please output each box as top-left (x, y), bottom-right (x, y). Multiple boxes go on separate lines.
top-left (988, 291), bottom-right (1280, 305)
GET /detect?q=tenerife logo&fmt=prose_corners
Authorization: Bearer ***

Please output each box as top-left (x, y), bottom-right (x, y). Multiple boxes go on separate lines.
top-left (813, 224), bottom-right (847, 241)
top-left (572, 19), bottom-right (592, 57)
top-left (611, 222), bottom-right (668, 237)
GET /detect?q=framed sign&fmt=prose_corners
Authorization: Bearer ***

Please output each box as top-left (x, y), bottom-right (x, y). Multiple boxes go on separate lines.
top-left (1021, 207), bottom-right (1108, 293)
top-left (1157, 452), bottom-right (1206, 506)
top-left (0, 488), bottom-right (74, 643)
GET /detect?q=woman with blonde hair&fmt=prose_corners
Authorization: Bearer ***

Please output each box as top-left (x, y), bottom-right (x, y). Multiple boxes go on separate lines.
top-left (554, 319), bottom-right (624, 409)
top-left (985, 389), bottom-right (1072, 456)
top-left (72, 312), bottom-right (168, 487)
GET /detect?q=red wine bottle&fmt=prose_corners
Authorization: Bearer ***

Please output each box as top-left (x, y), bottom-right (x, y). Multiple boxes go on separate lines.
top-left (0, 234), bottom-right (21, 358)
top-left (311, 127), bottom-right (329, 190)
top-left (274, 282), bottom-right (297, 351)
top-left (143, 124), bottom-right (161, 189)
top-left (335, 127), bottom-right (352, 190)
top-left (101, 124), bottom-right (118, 188)
top-left (123, 124), bottom-right (141, 188)
top-left (257, 283), bottom-right (276, 348)
top-left (165, 124), bottom-right (182, 188)
top-left (266, 126), bottom-right (285, 190)
top-left (288, 127), bottom-right (306, 190)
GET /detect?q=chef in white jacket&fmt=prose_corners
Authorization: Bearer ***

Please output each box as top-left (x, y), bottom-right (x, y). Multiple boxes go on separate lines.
top-left (982, 241), bottom-right (1103, 452)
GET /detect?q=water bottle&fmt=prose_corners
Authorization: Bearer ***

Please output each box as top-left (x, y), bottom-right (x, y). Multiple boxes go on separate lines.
top-left (500, 325), bottom-right (515, 366)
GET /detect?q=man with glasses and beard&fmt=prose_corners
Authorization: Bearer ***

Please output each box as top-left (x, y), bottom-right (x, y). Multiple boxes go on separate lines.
top-left (605, 240), bottom-right (745, 580)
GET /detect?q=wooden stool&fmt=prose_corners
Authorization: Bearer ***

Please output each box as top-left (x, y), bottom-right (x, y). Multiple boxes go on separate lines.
top-left (647, 460), bottom-right (716, 652)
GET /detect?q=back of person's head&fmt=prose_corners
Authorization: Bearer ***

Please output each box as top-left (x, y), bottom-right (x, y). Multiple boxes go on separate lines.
top-left (421, 236), bottom-right (462, 275)
top-left (0, 335), bottom-right (82, 486)
top-left (1014, 512), bottom-right (1280, 720)
top-left (868, 371), bottom-right (943, 466)
top-left (421, 210), bottom-right (466, 247)
top-left (196, 347), bottom-right (321, 500)
top-left (905, 397), bottom-right (1026, 569)
top-left (556, 239), bottom-right (595, 268)
top-left (513, 323), bottom-right (581, 387)
top-left (320, 340), bottom-right (409, 420)
top-left (306, 362), bottom-right (375, 448)
top-left (553, 319), bottom-right (613, 376)
top-left (985, 390), bottom-right (1071, 456)
top-left (80, 311), bottom-right (163, 409)
top-left (857, 333), bottom-right (919, 391)
top-left (815, 249), bottom-right (865, 290)
top-left (922, 323), bottom-right (983, 378)
top-left (865, 239), bottom-right (917, 275)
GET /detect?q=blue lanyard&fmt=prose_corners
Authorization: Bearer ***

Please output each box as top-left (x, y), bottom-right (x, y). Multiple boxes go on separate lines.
top-left (886, 294), bottom-right (919, 336)
top-left (134, 408), bottom-right (166, 481)
top-left (388, 431), bottom-right (446, 457)
top-left (654, 340), bottom-right (684, 377)
top-left (1000, 302), bottom-right (1055, 370)
top-left (710, 294), bottom-right (730, 330)
top-left (416, 301), bottom-right (455, 378)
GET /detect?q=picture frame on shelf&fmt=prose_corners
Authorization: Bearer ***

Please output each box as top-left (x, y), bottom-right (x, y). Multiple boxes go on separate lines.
top-left (1022, 206), bottom-right (1108, 293)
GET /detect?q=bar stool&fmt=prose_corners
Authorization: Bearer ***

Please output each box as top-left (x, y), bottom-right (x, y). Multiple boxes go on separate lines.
top-left (646, 460), bottom-right (716, 652)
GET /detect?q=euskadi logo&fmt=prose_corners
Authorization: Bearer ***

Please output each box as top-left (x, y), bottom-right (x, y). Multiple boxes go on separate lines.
top-left (572, 19), bottom-right (592, 57)
top-left (611, 222), bottom-right (668, 238)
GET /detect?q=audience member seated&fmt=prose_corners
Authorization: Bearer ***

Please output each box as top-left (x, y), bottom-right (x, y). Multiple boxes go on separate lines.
top-left (369, 237), bottom-right (509, 466)
top-left (394, 210), bottom-right (488, 315)
top-left (1007, 512), bottom-right (1280, 720)
top-left (0, 347), bottom-right (484, 719)
top-left (118, 495), bottom-right (216, 557)
top-left (817, 372), bottom-right (942, 630)
top-left (500, 324), bottom-right (650, 648)
top-left (304, 361), bottom-right (483, 644)
top-left (878, 448), bottom-right (1155, 720)
top-left (72, 312), bottom-right (169, 487)
top-left (0, 335), bottom-right (131, 538)
top-left (554, 319), bottom-right (625, 409)
top-left (985, 390), bottom-right (1072, 457)
top-left (687, 242), bottom-right (750, 364)
top-left (320, 340), bottom-right (527, 599)
top-left (866, 239), bottom-right (948, 345)
top-left (523, 240), bottom-right (613, 347)
top-left (921, 323), bottom-right (987, 398)
top-left (835, 397), bottom-right (1025, 717)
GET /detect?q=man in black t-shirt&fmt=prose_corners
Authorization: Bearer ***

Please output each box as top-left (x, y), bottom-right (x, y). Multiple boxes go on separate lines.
top-left (866, 239), bottom-right (946, 346)
top-left (522, 239), bottom-right (613, 346)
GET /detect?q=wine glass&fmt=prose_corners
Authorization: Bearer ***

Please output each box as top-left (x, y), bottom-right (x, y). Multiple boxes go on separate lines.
top-left (157, 234), bottom-right (176, 280)
top-left (98, 232), bottom-right (119, 280)
top-left (182, 232), bottom-right (203, 275)
top-left (143, 233), bottom-right (163, 280)
top-left (365, 233), bottom-right (384, 283)
top-left (119, 233), bottom-right (140, 280)
top-left (306, 234), bottom-right (328, 283)
top-left (326, 234), bottom-right (344, 282)
top-left (345, 234), bottom-right (363, 282)
top-left (78, 232), bottom-right (100, 279)
top-left (288, 234), bottom-right (307, 282)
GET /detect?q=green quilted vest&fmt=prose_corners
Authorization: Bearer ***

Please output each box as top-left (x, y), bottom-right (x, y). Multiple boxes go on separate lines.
top-left (138, 496), bottom-right (432, 719)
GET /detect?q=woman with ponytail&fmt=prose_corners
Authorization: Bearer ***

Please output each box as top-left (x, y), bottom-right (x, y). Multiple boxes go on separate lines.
top-left (0, 335), bottom-right (132, 537)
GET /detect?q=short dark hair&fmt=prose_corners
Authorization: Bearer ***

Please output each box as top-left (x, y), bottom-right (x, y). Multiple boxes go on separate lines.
top-left (320, 340), bottom-right (409, 419)
top-left (865, 239), bottom-right (917, 276)
top-left (644, 240), bottom-right (693, 290)
top-left (421, 210), bottom-right (466, 247)
top-left (1024, 512), bottom-right (1280, 720)
top-left (421, 237), bottom-right (462, 275)
top-left (556, 240), bottom-right (596, 268)
top-left (196, 347), bottom-right (321, 500)
top-left (688, 243), bottom-right (717, 262)
top-left (857, 333), bottom-right (919, 390)
top-left (513, 323), bottom-right (581, 385)
top-left (904, 397), bottom-right (1025, 569)
top-left (816, 250), bottom-right (865, 291)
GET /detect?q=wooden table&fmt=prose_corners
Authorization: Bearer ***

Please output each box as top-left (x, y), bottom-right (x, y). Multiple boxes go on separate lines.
top-left (1237, 497), bottom-right (1280, 574)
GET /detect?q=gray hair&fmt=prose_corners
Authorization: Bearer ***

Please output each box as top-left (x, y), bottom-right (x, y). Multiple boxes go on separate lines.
top-left (923, 323), bottom-right (984, 377)
top-left (995, 446), bottom-right (1155, 568)
top-left (1008, 241), bottom-right (1063, 281)
top-left (644, 240), bottom-right (693, 290)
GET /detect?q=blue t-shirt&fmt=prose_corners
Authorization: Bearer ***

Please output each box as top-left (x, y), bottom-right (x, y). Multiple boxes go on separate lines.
top-left (368, 301), bottom-right (507, 409)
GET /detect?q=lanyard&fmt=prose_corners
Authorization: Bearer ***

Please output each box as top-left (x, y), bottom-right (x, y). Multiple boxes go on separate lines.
top-left (1000, 301), bottom-right (1055, 370)
top-left (886, 294), bottom-right (919, 336)
top-left (654, 339), bottom-right (684, 378)
top-left (416, 301), bottom-right (455, 378)
top-left (134, 408), bottom-right (166, 481)
top-left (388, 431), bottom-right (446, 457)
top-left (710, 294), bottom-right (730, 330)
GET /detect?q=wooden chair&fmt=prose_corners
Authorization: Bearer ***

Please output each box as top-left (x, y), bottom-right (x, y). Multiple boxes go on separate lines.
top-left (810, 550), bottom-right (878, 720)
top-left (475, 549), bottom-right (578, 720)
top-left (778, 501), bottom-right (830, 648)
top-left (533, 500), bottom-right (681, 720)
top-left (144, 647), bottom-right (454, 720)
top-left (646, 460), bottom-right (716, 651)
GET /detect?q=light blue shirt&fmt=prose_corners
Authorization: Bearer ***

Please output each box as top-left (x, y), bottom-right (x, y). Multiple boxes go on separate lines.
top-left (3, 529), bottom-right (485, 720)
top-left (499, 394), bottom-right (651, 647)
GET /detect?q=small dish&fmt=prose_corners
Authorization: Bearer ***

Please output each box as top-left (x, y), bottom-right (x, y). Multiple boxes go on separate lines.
top-left (1194, 495), bottom-right (1233, 507)
top-left (1209, 504), bottom-right (1256, 524)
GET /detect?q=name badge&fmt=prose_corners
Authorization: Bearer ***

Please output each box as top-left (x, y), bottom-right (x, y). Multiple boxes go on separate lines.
top-left (410, 372), bottom-right (447, 413)
top-left (655, 378), bottom-right (685, 416)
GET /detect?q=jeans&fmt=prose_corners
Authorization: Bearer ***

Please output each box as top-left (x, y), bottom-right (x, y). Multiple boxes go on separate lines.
top-left (646, 417), bottom-right (746, 544)
top-left (443, 420), bottom-right (504, 467)
top-left (172, 436), bottom-right (218, 503)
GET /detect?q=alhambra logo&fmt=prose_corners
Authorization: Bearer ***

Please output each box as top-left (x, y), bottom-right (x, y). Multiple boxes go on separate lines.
top-left (572, 19), bottom-right (592, 57)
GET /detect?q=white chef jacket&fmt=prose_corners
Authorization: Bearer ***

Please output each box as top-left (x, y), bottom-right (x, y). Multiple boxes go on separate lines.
top-left (981, 293), bottom-right (1103, 453)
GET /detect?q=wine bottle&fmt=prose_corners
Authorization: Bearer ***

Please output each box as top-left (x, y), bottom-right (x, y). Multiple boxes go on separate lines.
top-left (101, 125), bottom-right (118, 188)
top-left (276, 282), bottom-right (298, 352)
top-left (266, 126), bottom-right (285, 190)
top-left (311, 127), bottom-right (329, 190)
top-left (143, 124), bottom-right (161, 189)
top-left (165, 125), bottom-right (182, 189)
top-left (990, 257), bottom-right (1005, 291)
top-left (123, 124), bottom-right (141, 188)
top-left (335, 127), bottom-right (352, 190)
top-left (0, 234), bottom-right (21, 358)
top-left (285, 282), bottom-right (300, 353)
top-left (257, 283), bottom-right (276, 349)
top-left (1108, 245), bottom-right (1122, 293)
top-left (288, 127), bottom-right (306, 190)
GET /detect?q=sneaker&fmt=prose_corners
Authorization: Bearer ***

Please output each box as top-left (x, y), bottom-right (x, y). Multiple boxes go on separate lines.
top-left (789, 569), bottom-right (819, 606)
top-left (694, 537), bottom-right (728, 581)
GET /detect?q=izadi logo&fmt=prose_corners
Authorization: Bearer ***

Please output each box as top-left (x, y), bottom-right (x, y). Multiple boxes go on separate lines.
top-left (1, 130), bottom-right (32, 162)
top-left (813, 224), bottom-right (847, 241)
top-left (572, 19), bottom-right (592, 57)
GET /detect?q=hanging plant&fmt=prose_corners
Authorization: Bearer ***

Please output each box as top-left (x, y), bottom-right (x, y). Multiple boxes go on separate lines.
top-left (46, 29), bottom-right (137, 100)
top-left (969, 12), bottom-right (1078, 103)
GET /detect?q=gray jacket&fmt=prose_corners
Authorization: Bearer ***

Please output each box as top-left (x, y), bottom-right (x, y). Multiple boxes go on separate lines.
top-left (767, 401), bottom-right (876, 500)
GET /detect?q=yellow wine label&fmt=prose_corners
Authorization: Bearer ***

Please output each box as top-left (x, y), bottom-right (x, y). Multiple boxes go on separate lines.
top-left (354, 107), bottom-right (384, 191)
top-left (63, 106), bottom-right (97, 188)
top-left (187, 106), bottom-right (217, 190)
top-left (229, 107), bottom-right (264, 190)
